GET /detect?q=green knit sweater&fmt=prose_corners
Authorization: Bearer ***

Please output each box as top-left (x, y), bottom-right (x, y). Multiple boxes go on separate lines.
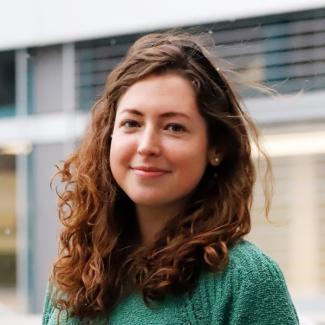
top-left (43, 240), bottom-right (299, 324)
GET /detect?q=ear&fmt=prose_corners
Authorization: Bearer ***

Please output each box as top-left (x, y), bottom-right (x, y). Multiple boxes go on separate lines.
top-left (208, 147), bottom-right (223, 166)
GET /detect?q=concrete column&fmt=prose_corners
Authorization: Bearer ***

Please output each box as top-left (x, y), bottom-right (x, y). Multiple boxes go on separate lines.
top-left (15, 44), bottom-right (76, 313)
top-left (15, 49), bottom-right (30, 312)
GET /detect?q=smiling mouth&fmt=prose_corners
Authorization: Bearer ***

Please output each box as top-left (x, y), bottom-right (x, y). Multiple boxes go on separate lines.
top-left (130, 166), bottom-right (170, 177)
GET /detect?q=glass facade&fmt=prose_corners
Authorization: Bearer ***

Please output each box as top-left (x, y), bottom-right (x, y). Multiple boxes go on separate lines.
top-left (75, 7), bottom-right (325, 112)
top-left (0, 51), bottom-right (15, 117)
top-left (0, 154), bottom-right (16, 310)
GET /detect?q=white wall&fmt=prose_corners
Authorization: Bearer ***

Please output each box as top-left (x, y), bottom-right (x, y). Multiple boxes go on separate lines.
top-left (1, 0), bottom-right (325, 50)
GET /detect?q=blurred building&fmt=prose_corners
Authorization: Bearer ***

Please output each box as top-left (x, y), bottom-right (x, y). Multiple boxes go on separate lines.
top-left (0, 0), bottom-right (324, 322)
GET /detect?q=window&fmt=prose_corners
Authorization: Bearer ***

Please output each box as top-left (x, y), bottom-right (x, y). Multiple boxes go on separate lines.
top-left (0, 51), bottom-right (15, 117)
top-left (0, 153), bottom-right (16, 311)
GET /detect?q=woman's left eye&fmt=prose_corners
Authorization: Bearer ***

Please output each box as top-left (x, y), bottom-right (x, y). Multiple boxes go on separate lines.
top-left (165, 123), bottom-right (186, 133)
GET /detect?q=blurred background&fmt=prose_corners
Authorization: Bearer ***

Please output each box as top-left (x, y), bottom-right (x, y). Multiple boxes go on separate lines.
top-left (0, 0), bottom-right (325, 323)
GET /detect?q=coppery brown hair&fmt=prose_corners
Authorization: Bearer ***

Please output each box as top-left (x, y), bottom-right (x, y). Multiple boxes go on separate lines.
top-left (51, 31), bottom-right (272, 320)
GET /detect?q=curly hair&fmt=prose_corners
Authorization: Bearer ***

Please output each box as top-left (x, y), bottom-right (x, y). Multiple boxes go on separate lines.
top-left (51, 31), bottom-right (272, 320)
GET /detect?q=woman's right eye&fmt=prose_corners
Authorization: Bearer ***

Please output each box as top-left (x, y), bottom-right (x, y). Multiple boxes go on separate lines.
top-left (120, 119), bottom-right (141, 129)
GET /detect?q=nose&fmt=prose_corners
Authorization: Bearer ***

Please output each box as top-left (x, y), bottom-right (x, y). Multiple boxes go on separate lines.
top-left (137, 126), bottom-right (161, 156)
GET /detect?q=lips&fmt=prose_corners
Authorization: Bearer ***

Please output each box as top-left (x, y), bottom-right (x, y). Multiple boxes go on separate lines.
top-left (130, 166), bottom-right (170, 177)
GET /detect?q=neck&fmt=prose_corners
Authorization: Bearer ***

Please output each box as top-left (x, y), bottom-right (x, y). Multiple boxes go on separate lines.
top-left (136, 202), bottom-right (184, 246)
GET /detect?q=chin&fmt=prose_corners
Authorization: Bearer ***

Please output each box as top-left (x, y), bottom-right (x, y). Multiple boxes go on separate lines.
top-left (127, 194), bottom-right (171, 207)
top-left (132, 198), bottom-right (166, 207)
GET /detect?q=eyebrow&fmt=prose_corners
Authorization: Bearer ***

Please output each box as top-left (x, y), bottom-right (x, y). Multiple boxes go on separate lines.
top-left (119, 108), bottom-right (190, 119)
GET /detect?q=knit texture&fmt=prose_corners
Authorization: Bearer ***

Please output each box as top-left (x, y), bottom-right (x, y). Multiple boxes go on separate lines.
top-left (43, 240), bottom-right (299, 324)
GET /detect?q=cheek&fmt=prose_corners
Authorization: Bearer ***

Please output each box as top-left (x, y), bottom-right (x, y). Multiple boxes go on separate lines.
top-left (170, 144), bottom-right (209, 190)
top-left (109, 136), bottom-right (135, 176)
top-left (109, 138), bottom-right (124, 177)
top-left (172, 139), bottom-right (208, 169)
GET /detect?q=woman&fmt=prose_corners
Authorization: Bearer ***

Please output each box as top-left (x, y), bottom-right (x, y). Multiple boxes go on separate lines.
top-left (43, 32), bottom-right (299, 324)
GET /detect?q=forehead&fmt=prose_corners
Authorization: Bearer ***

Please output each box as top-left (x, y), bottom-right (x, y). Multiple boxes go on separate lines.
top-left (116, 73), bottom-right (199, 117)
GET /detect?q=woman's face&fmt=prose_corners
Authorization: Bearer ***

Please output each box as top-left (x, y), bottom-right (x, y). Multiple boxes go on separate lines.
top-left (110, 73), bottom-right (214, 212)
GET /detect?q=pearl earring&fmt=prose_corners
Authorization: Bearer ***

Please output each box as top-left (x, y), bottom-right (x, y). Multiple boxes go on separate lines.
top-left (211, 156), bottom-right (220, 166)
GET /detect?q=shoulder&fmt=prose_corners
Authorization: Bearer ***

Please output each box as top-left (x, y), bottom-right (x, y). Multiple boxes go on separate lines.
top-left (201, 240), bottom-right (285, 287)
top-left (228, 239), bottom-right (282, 276)
top-left (42, 282), bottom-right (73, 325)
top-left (198, 240), bottom-right (299, 324)
top-left (42, 282), bottom-right (55, 324)
top-left (229, 239), bottom-right (276, 264)
top-left (214, 239), bottom-right (290, 294)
